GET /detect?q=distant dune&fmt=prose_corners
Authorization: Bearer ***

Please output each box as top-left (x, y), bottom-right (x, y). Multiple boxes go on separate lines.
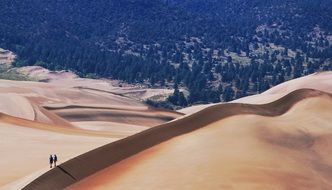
top-left (0, 76), bottom-right (182, 189)
top-left (23, 89), bottom-right (332, 190)
top-left (0, 78), bottom-right (182, 130)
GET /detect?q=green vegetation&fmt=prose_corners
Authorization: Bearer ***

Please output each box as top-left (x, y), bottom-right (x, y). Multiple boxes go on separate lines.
top-left (0, 65), bottom-right (34, 81)
top-left (0, 0), bottom-right (331, 107)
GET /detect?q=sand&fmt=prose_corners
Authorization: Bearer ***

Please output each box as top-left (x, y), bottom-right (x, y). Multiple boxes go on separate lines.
top-left (0, 63), bottom-right (183, 187)
top-left (23, 89), bottom-right (332, 190)
top-left (17, 66), bottom-right (174, 101)
top-left (0, 94), bottom-right (35, 120)
top-left (0, 74), bottom-right (182, 189)
top-left (0, 78), bottom-right (182, 129)
top-left (46, 105), bottom-right (181, 128)
top-left (1, 67), bottom-right (331, 189)
top-left (0, 122), bottom-right (114, 190)
top-left (69, 94), bottom-right (332, 190)
top-left (178, 104), bottom-right (212, 114)
top-left (72, 121), bottom-right (148, 135)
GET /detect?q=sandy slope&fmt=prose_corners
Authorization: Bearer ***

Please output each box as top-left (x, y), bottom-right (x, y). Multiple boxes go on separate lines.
top-left (72, 121), bottom-right (149, 135)
top-left (179, 72), bottom-right (332, 114)
top-left (178, 103), bottom-right (211, 115)
top-left (17, 66), bottom-right (174, 101)
top-left (0, 94), bottom-right (35, 120)
top-left (2, 68), bottom-right (330, 189)
top-left (23, 89), bottom-right (332, 190)
top-left (0, 76), bottom-right (182, 189)
top-left (0, 79), bottom-right (182, 130)
top-left (70, 95), bottom-right (332, 190)
top-left (0, 121), bottom-right (113, 189)
top-left (0, 109), bottom-right (148, 189)
top-left (46, 105), bottom-right (181, 128)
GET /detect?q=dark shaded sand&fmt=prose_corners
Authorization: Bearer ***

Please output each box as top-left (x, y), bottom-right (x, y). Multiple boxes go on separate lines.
top-left (23, 89), bottom-right (332, 190)
top-left (0, 78), bottom-right (183, 130)
top-left (44, 105), bottom-right (182, 127)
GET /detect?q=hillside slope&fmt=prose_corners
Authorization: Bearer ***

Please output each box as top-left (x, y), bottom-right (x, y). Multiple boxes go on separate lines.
top-left (70, 92), bottom-right (332, 190)
top-left (22, 89), bottom-right (332, 190)
top-left (0, 78), bottom-right (182, 133)
top-left (0, 76), bottom-right (182, 189)
top-left (1, 0), bottom-right (331, 104)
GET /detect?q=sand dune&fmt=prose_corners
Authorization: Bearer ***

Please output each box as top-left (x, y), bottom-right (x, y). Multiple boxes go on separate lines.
top-left (70, 95), bottom-right (332, 190)
top-left (22, 89), bottom-right (332, 190)
top-left (17, 66), bottom-right (174, 101)
top-left (1, 65), bottom-right (180, 131)
top-left (2, 70), bottom-right (331, 189)
top-left (0, 111), bottom-right (127, 188)
top-left (72, 121), bottom-right (149, 135)
top-left (0, 94), bottom-right (35, 120)
top-left (44, 104), bottom-right (181, 127)
top-left (0, 113), bottom-right (138, 138)
top-left (0, 120), bottom-right (114, 190)
top-left (0, 78), bottom-right (182, 129)
top-left (49, 107), bottom-right (180, 127)
top-left (0, 76), bottom-right (182, 189)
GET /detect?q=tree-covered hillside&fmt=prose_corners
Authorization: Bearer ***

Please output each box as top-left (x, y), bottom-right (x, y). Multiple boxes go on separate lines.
top-left (0, 0), bottom-right (331, 107)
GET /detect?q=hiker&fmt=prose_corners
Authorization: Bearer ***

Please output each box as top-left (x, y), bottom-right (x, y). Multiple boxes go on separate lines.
top-left (49, 155), bottom-right (53, 168)
top-left (53, 154), bottom-right (58, 167)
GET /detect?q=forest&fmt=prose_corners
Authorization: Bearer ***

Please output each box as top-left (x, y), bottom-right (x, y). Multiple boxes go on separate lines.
top-left (0, 0), bottom-right (331, 107)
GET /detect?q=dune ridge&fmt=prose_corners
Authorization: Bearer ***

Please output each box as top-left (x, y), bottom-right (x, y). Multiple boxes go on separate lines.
top-left (0, 78), bottom-right (182, 131)
top-left (44, 104), bottom-right (182, 128)
top-left (0, 113), bottom-right (127, 138)
top-left (22, 89), bottom-right (331, 190)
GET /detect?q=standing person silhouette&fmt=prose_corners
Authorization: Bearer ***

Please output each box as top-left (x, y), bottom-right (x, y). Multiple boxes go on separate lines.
top-left (53, 154), bottom-right (58, 167)
top-left (49, 155), bottom-right (54, 168)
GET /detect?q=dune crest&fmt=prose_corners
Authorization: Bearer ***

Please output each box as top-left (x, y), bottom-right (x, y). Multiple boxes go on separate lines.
top-left (0, 77), bottom-right (182, 189)
top-left (22, 89), bottom-right (332, 190)
top-left (0, 78), bottom-right (182, 130)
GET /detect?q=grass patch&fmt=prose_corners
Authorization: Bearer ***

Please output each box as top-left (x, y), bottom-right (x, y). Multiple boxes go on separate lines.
top-left (0, 65), bottom-right (36, 81)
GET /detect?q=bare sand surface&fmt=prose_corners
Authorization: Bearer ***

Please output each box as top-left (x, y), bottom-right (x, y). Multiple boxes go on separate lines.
top-left (0, 122), bottom-right (114, 189)
top-left (1, 66), bottom-right (330, 189)
top-left (0, 78), bottom-right (182, 129)
top-left (178, 104), bottom-right (212, 115)
top-left (23, 89), bottom-right (332, 190)
top-left (0, 94), bottom-right (35, 120)
top-left (0, 73), bottom-right (182, 189)
top-left (51, 107), bottom-right (181, 127)
top-left (72, 121), bottom-right (148, 135)
top-left (6, 66), bottom-right (179, 128)
top-left (17, 66), bottom-right (174, 101)
top-left (69, 94), bottom-right (332, 190)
